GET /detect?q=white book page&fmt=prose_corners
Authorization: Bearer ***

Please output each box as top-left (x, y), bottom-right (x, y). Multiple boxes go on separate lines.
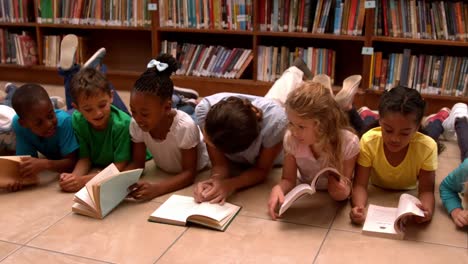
top-left (85, 163), bottom-right (120, 202)
top-left (150, 195), bottom-right (194, 223)
top-left (279, 184), bottom-right (315, 216)
top-left (194, 201), bottom-right (238, 222)
top-left (363, 205), bottom-right (398, 235)
top-left (394, 193), bottom-right (425, 231)
top-left (74, 186), bottom-right (96, 210)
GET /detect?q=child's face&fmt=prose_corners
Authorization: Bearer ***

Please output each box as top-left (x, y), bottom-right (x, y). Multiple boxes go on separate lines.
top-left (379, 112), bottom-right (419, 153)
top-left (73, 91), bottom-right (113, 130)
top-left (286, 109), bottom-right (319, 146)
top-left (20, 100), bottom-right (57, 138)
top-left (130, 91), bottom-right (171, 133)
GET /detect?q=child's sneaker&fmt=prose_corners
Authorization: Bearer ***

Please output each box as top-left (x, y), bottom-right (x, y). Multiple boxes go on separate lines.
top-left (84, 48), bottom-right (106, 69)
top-left (50, 96), bottom-right (66, 110)
top-left (422, 107), bottom-right (451, 127)
top-left (358, 106), bottom-right (379, 120)
top-left (442, 103), bottom-right (468, 140)
top-left (173, 86), bottom-right (199, 99)
top-left (292, 57), bottom-right (313, 80)
top-left (335, 75), bottom-right (362, 111)
top-left (312, 74), bottom-right (333, 96)
top-left (59, 34), bottom-right (78, 70)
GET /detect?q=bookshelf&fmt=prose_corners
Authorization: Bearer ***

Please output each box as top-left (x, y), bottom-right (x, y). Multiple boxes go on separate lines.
top-left (0, 1), bottom-right (467, 114)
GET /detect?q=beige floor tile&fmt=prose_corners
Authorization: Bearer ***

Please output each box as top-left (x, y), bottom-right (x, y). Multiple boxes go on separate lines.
top-left (0, 241), bottom-right (20, 261)
top-left (2, 247), bottom-right (106, 264)
top-left (28, 201), bottom-right (185, 264)
top-left (440, 140), bottom-right (462, 160)
top-left (157, 215), bottom-right (327, 264)
top-left (331, 186), bottom-right (468, 247)
top-left (315, 230), bottom-right (468, 264)
top-left (0, 180), bottom-right (73, 244)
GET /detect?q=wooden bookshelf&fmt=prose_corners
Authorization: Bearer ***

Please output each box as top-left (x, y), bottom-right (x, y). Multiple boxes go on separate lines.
top-left (0, 0), bottom-right (467, 115)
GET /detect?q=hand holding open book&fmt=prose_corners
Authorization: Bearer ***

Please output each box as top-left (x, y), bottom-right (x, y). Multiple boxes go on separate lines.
top-left (270, 167), bottom-right (346, 218)
top-left (0, 156), bottom-right (38, 190)
top-left (362, 193), bottom-right (425, 239)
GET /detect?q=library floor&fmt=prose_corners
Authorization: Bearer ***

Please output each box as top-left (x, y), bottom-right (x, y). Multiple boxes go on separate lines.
top-left (0, 82), bottom-right (467, 264)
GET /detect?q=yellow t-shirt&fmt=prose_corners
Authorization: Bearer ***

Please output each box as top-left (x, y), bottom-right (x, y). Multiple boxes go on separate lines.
top-left (358, 127), bottom-right (438, 190)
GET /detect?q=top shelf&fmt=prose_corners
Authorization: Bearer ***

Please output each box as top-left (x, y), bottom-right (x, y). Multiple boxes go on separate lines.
top-left (0, 22), bottom-right (151, 31)
top-left (372, 36), bottom-right (468, 47)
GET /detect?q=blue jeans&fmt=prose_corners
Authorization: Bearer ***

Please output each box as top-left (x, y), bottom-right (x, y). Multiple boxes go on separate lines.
top-left (423, 118), bottom-right (468, 162)
top-left (172, 93), bottom-right (196, 122)
top-left (58, 64), bottom-right (130, 115)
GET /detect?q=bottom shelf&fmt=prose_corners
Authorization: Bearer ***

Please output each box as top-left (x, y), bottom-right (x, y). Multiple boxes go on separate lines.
top-left (1, 65), bottom-right (466, 114)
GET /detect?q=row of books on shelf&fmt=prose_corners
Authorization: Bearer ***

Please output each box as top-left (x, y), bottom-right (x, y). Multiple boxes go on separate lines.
top-left (158, 0), bottom-right (253, 30)
top-left (0, 0), bottom-right (35, 23)
top-left (43, 35), bottom-right (86, 67)
top-left (370, 49), bottom-right (468, 97)
top-left (375, 0), bottom-right (468, 41)
top-left (259, 0), bottom-right (365, 35)
top-left (161, 40), bottom-right (253, 78)
top-left (37, 0), bottom-right (151, 27)
top-left (0, 30), bottom-right (38, 66)
top-left (257, 45), bottom-right (335, 82)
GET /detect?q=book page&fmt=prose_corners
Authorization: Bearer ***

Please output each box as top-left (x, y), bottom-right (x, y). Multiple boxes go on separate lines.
top-left (85, 163), bottom-right (120, 204)
top-left (193, 201), bottom-right (239, 222)
top-left (74, 186), bottom-right (96, 210)
top-left (149, 195), bottom-right (197, 225)
top-left (279, 184), bottom-right (315, 216)
top-left (362, 204), bottom-right (398, 236)
top-left (313, 167), bottom-right (343, 183)
top-left (98, 168), bottom-right (143, 217)
top-left (394, 193), bottom-right (425, 232)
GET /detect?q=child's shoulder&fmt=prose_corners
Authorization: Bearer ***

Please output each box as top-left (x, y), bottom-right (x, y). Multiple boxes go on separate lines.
top-left (410, 132), bottom-right (437, 151)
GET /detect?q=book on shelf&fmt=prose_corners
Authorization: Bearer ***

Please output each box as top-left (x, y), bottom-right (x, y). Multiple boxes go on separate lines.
top-left (278, 167), bottom-right (345, 216)
top-left (362, 193), bottom-right (425, 240)
top-left (0, 30), bottom-right (38, 66)
top-left (0, 0), bottom-right (35, 23)
top-left (148, 194), bottom-right (242, 231)
top-left (0, 156), bottom-right (38, 188)
top-left (72, 163), bottom-right (143, 219)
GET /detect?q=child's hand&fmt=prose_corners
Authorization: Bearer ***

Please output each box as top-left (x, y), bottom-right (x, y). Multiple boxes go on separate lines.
top-left (59, 173), bottom-right (85, 192)
top-left (201, 178), bottom-right (231, 205)
top-left (450, 208), bottom-right (468, 228)
top-left (350, 206), bottom-right (367, 224)
top-left (268, 185), bottom-right (285, 220)
top-left (193, 180), bottom-right (214, 203)
top-left (128, 181), bottom-right (159, 201)
top-left (414, 203), bottom-right (433, 223)
top-left (6, 181), bottom-right (23, 192)
top-left (19, 157), bottom-right (46, 178)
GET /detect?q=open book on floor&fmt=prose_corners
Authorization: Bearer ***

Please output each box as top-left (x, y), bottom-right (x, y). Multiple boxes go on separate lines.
top-left (0, 156), bottom-right (37, 188)
top-left (148, 194), bottom-right (242, 231)
top-left (279, 167), bottom-right (344, 216)
top-left (362, 193), bottom-right (425, 240)
top-left (72, 163), bottom-right (143, 219)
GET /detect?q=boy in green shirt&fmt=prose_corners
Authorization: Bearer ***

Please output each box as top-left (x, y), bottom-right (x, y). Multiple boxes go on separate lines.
top-left (59, 67), bottom-right (131, 192)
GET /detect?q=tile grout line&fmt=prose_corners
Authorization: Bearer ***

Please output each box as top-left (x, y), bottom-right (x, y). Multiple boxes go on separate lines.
top-left (311, 207), bottom-right (341, 264)
top-left (22, 245), bottom-right (115, 264)
top-left (240, 213), bottom-right (331, 230)
top-left (152, 228), bottom-right (190, 264)
top-left (0, 244), bottom-right (25, 263)
top-left (23, 211), bottom-right (73, 246)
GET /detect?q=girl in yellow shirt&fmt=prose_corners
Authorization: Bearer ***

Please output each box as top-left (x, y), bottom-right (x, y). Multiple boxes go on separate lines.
top-left (350, 86), bottom-right (437, 225)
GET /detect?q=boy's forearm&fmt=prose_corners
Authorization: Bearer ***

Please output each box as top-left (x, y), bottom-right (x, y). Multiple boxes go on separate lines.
top-left (45, 158), bottom-right (76, 173)
top-left (72, 159), bottom-right (91, 176)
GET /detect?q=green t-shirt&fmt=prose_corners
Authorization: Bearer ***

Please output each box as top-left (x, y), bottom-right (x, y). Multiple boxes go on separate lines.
top-left (72, 105), bottom-right (131, 167)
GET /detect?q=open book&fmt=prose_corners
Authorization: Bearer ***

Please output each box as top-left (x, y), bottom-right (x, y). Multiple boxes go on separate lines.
top-left (72, 163), bottom-right (143, 219)
top-left (148, 195), bottom-right (242, 231)
top-left (0, 156), bottom-right (37, 188)
top-left (362, 193), bottom-right (425, 239)
top-left (278, 167), bottom-right (345, 216)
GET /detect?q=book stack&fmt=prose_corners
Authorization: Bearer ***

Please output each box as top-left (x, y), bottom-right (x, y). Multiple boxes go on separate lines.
top-left (375, 0), bottom-right (468, 41)
top-left (37, 0), bottom-right (151, 27)
top-left (161, 40), bottom-right (253, 79)
top-left (370, 48), bottom-right (468, 97)
top-left (159, 0), bottom-right (253, 30)
top-left (0, 0), bottom-right (35, 23)
top-left (259, 0), bottom-right (366, 36)
top-left (257, 45), bottom-right (336, 83)
top-left (0, 30), bottom-right (38, 66)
